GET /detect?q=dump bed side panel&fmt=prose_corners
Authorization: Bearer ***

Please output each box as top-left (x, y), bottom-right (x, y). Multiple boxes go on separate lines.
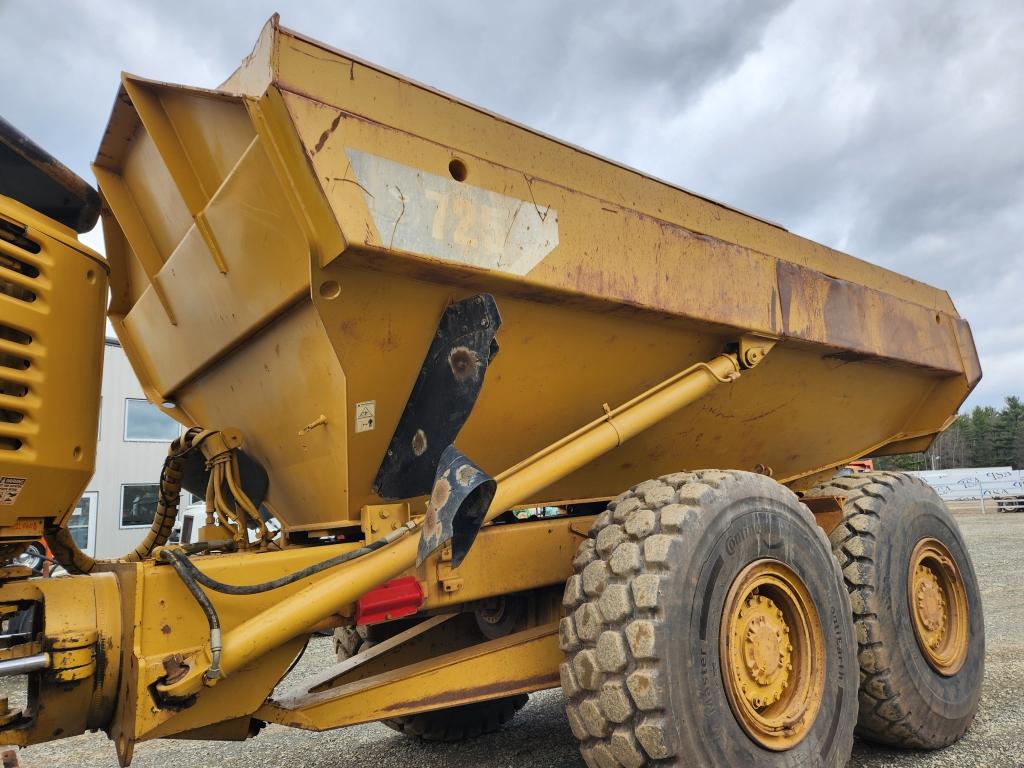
top-left (280, 90), bottom-right (968, 376)
top-left (93, 22), bottom-right (978, 531)
top-left (270, 22), bottom-right (955, 314)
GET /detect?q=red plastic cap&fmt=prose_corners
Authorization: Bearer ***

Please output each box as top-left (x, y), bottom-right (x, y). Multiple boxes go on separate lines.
top-left (355, 575), bottom-right (424, 626)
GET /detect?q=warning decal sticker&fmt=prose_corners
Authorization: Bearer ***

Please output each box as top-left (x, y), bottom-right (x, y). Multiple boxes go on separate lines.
top-left (355, 401), bottom-right (376, 433)
top-left (0, 476), bottom-right (26, 506)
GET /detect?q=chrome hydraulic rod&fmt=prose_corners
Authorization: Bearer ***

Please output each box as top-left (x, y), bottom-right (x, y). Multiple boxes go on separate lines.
top-left (0, 653), bottom-right (48, 677)
top-left (156, 338), bottom-right (773, 699)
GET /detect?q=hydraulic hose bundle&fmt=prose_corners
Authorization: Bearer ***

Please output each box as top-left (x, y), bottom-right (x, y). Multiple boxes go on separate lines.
top-left (46, 429), bottom-right (197, 574)
top-left (192, 428), bottom-right (272, 550)
top-left (46, 426), bottom-right (272, 573)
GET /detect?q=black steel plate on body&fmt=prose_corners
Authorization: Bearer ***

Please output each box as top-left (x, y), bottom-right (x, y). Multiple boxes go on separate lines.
top-left (374, 294), bottom-right (501, 500)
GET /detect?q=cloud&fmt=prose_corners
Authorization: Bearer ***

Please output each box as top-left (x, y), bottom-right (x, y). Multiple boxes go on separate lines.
top-left (1, 0), bottom-right (1020, 408)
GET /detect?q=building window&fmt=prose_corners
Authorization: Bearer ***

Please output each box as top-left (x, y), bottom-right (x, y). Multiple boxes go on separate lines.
top-left (180, 513), bottom-right (195, 544)
top-left (123, 399), bottom-right (180, 442)
top-left (70, 492), bottom-right (97, 555)
top-left (120, 483), bottom-right (160, 528)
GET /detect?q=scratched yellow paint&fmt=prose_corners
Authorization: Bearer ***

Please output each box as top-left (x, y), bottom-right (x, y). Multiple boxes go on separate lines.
top-left (90, 16), bottom-right (978, 533)
top-left (0, 16), bottom-right (984, 756)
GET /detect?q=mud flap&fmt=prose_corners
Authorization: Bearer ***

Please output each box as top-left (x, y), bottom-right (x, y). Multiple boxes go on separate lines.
top-left (417, 446), bottom-right (496, 567)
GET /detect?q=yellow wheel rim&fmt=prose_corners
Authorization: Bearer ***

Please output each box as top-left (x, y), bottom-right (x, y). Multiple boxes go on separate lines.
top-left (720, 559), bottom-right (826, 750)
top-left (908, 537), bottom-right (969, 675)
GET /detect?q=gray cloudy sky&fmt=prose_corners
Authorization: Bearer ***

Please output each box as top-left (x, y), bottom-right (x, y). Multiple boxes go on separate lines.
top-left (2, 1), bottom-right (1021, 409)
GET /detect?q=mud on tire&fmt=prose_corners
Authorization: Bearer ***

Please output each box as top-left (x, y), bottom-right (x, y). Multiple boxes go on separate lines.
top-left (804, 471), bottom-right (984, 748)
top-left (560, 470), bottom-right (857, 767)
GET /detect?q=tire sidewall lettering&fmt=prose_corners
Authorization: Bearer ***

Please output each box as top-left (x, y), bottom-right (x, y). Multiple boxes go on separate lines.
top-left (678, 505), bottom-right (853, 766)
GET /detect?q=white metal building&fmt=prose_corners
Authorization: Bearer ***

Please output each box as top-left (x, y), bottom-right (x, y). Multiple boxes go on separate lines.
top-left (70, 338), bottom-right (190, 559)
top-left (910, 466), bottom-right (1024, 512)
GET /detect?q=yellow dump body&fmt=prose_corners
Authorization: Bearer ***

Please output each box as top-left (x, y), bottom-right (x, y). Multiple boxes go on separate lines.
top-left (93, 17), bottom-right (978, 535)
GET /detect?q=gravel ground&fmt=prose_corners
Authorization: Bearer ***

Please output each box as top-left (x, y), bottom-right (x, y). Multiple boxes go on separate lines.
top-left (9, 512), bottom-right (1023, 767)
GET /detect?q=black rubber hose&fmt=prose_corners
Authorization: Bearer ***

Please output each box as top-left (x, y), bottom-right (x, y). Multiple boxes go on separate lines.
top-left (160, 524), bottom-right (411, 683)
top-left (163, 549), bottom-right (220, 632)
top-left (48, 428), bottom-right (210, 574)
top-left (163, 528), bottom-right (410, 596)
top-left (179, 539), bottom-right (236, 556)
top-left (161, 548), bottom-right (224, 680)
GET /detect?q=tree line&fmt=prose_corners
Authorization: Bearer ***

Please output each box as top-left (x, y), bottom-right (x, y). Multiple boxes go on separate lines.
top-left (875, 396), bottom-right (1024, 472)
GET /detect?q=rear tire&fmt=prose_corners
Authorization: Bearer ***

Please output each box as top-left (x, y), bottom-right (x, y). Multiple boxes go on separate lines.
top-left (560, 470), bottom-right (857, 767)
top-left (380, 694), bottom-right (528, 741)
top-left (332, 623), bottom-right (528, 742)
top-left (804, 472), bottom-right (984, 748)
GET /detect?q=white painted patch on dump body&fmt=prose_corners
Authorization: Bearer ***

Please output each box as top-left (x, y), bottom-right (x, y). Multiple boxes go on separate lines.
top-left (346, 149), bottom-right (559, 276)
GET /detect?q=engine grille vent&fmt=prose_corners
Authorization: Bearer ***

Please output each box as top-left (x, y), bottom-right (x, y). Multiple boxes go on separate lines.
top-left (0, 219), bottom-right (42, 453)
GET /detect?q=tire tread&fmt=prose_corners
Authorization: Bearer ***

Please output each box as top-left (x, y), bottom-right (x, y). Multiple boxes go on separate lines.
top-left (562, 469), bottom-right (855, 766)
top-left (804, 470), bottom-right (977, 749)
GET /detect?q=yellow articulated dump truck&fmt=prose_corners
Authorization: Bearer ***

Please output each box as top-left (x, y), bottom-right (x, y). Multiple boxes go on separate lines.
top-left (0, 15), bottom-right (984, 768)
